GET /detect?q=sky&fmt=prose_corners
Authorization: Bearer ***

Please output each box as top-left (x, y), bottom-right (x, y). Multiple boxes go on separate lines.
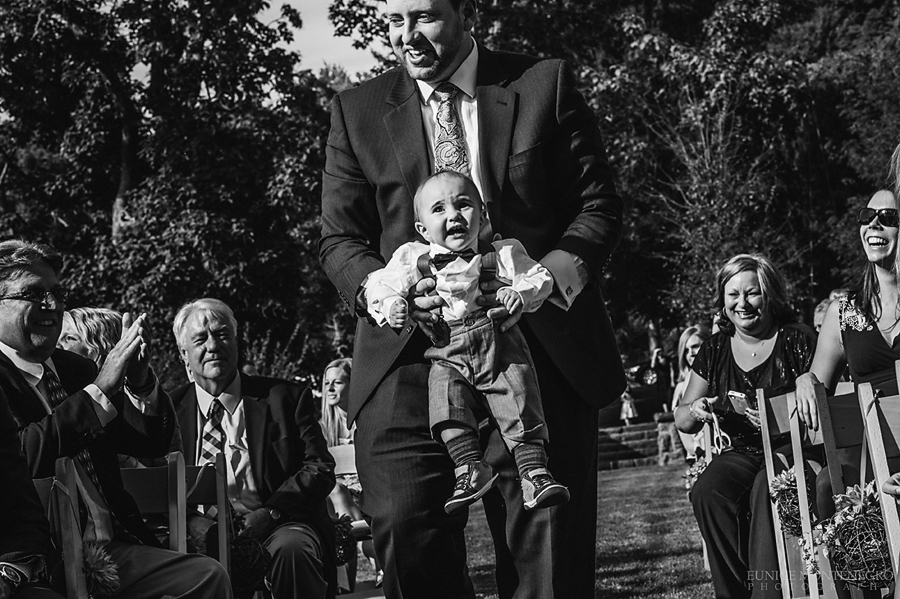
top-left (260, 0), bottom-right (382, 75)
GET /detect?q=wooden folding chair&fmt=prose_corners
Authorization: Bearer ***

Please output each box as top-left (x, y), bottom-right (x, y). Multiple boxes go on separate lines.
top-left (119, 452), bottom-right (186, 551)
top-left (858, 378), bottom-right (900, 587)
top-left (184, 452), bottom-right (230, 569)
top-left (757, 387), bottom-right (835, 599)
top-left (816, 385), bottom-right (887, 599)
top-left (33, 457), bottom-right (88, 598)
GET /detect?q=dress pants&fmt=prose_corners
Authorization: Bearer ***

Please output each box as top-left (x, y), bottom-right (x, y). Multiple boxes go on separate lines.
top-left (105, 541), bottom-right (233, 598)
top-left (355, 331), bottom-right (474, 599)
top-left (263, 522), bottom-right (328, 599)
top-left (356, 323), bottom-right (600, 599)
top-left (692, 444), bottom-right (823, 599)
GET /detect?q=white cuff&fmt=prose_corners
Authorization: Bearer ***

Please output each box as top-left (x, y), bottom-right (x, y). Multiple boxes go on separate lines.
top-left (85, 384), bottom-right (117, 426)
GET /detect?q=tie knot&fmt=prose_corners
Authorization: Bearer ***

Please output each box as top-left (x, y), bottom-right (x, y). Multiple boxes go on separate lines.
top-left (207, 398), bottom-right (223, 421)
top-left (434, 82), bottom-right (459, 102)
top-left (432, 249), bottom-right (477, 271)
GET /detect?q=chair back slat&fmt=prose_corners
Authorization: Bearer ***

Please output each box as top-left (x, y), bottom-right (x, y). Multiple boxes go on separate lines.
top-left (120, 452), bottom-right (186, 552)
top-left (184, 452), bottom-right (230, 570)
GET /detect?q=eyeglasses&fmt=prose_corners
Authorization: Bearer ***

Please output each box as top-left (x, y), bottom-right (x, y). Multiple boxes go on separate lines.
top-left (858, 207), bottom-right (900, 228)
top-left (0, 288), bottom-right (69, 308)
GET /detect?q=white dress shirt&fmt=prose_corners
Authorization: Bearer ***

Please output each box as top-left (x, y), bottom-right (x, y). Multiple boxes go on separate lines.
top-left (366, 239), bottom-right (554, 326)
top-left (195, 376), bottom-right (261, 515)
top-left (415, 40), bottom-right (587, 310)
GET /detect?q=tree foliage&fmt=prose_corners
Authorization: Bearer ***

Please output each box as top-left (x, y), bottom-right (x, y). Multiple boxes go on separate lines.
top-left (0, 0), bottom-right (353, 386)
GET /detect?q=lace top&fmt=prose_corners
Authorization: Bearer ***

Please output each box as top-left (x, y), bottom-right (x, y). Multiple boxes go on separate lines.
top-left (691, 324), bottom-right (816, 449)
top-left (839, 297), bottom-right (900, 391)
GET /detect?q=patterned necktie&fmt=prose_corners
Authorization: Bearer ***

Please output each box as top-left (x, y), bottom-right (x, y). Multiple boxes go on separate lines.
top-left (43, 365), bottom-right (115, 526)
top-left (433, 82), bottom-right (469, 175)
top-left (200, 399), bottom-right (225, 466)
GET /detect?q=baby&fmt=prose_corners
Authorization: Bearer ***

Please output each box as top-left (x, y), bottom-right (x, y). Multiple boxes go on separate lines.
top-left (365, 170), bottom-right (569, 513)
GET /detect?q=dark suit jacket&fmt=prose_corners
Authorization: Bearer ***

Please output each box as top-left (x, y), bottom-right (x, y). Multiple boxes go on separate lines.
top-left (171, 374), bottom-right (337, 594)
top-left (1, 349), bottom-right (175, 546)
top-left (319, 45), bottom-right (627, 422)
top-left (0, 387), bottom-right (50, 564)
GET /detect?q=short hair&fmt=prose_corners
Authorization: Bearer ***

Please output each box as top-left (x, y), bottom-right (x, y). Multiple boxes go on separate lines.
top-left (713, 254), bottom-right (792, 334)
top-left (676, 324), bottom-right (711, 381)
top-left (413, 170), bottom-right (482, 221)
top-left (0, 240), bottom-right (63, 291)
top-left (62, 308), bottom-right (122, 368)
top-left (172, 298), bottom-right (238, 350)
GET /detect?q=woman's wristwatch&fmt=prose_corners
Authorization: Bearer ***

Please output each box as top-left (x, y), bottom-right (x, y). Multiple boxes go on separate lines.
top-left (0, 564), bottom-right (25, 593)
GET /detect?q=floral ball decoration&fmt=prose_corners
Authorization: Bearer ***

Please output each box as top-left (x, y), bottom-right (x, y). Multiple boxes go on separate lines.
top-left (682, 458), bottom-right (708, 491)
top-left (82, 541), bottom-right (120, 599)
top-left (820, 482), bottom-right (893, 590)
top-left (334, 514), bottom-right (356, 566)
top-left (769, 469), bottom-right (811, 538)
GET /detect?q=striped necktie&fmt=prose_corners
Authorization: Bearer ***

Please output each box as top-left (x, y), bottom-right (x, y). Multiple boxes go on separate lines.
top-left (200, 399), bottom-right (225, 466)
top-left (433, 82), bottom-right (470, 175)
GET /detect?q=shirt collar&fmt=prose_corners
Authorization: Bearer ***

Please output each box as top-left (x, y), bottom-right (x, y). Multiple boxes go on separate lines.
top-left (195, 373), bottom-right (242, 418)
top-left (0, 339), bottom-right (53, 386)
top-left (416, 38), bottom-right (479, 103)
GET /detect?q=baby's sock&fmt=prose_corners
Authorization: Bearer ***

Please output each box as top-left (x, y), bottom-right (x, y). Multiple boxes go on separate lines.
top-left (513, 442), bottom-right (547, 478)
top-left (445, 432), bottom-right (482, 468)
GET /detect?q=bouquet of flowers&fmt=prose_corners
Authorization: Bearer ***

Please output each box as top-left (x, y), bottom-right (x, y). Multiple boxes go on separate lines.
top-left (820, 482), bottom-right (892, 590)
top-left (769, 469), bottom-right (810, 538)
top-left (334, 514), bottom-right (357, 566)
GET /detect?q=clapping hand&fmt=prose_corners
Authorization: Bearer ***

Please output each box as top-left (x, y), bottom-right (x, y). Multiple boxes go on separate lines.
top-left (93, 312), bottom-right (151, 397)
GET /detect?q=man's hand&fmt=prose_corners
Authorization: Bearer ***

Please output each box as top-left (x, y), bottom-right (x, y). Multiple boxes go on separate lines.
top-left (94, 313), bottom-right (147, 397)
top-left (408, 277), bottom-right (445, 336)
top-left (239, 508), bottom-right (276, 541)
top-left (123, 312), bottom-right (152, 389)
top-left (477, 279), bottom-right (522, 332)
top-left (388, 298), bottom-right (408, 329)
top-left (794, 372), bottom-right (821, 431)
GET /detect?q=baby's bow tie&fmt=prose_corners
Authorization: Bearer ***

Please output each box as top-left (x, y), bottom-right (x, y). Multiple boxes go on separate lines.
top-left (431, 249), bottom-right (477, 271)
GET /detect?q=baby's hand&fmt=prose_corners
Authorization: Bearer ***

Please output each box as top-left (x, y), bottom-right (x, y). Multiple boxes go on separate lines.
top-left (496, 288), bottom-right (523, 317)
top-left (389, 299), bottom-right (408, 329)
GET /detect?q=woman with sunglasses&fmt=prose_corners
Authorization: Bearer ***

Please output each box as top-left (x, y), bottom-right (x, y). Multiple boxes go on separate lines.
top-left (675, 254), bottom-right (817, 599)
top-left (795, 190), bottom-right (900, 427)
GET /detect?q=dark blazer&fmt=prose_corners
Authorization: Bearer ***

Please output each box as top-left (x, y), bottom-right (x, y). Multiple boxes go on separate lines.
top-left (0, 387), bottom-right (50, 564)
top-left (320, 45), bottom-right (627, 422)
top-left (171, 374), bottom-right (337, 594)
top-left (1, 349), bottom-right (175, 546)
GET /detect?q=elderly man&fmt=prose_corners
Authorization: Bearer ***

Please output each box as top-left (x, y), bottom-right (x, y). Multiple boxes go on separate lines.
top-left (170, 298), bottom-right (337, 599)
top-left (0, 388), bottom-right (63, 599)
top-left (318, 0), bottom-right (625, 597)
top-left (0, 239), bottom-right (231, 598)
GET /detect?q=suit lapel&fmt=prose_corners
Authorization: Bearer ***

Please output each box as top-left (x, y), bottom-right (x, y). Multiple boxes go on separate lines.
top-left (476, 46), bottom-right (515, 236)
top-left (384, 72), bottom-right (430, 204)
top-left (241, 374), bottom-right (269, 497)
top-left (176, 386), bottom-right (200, 466)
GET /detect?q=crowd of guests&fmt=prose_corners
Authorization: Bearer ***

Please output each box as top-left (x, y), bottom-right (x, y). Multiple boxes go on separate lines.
top-left (670, 171), bottom-right (900, 598)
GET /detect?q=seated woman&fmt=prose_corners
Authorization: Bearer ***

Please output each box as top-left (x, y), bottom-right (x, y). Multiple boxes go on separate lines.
top-left (319, 358), bottom-right (382, 589)
top-left (674, 254), bottom-right (817, 599)
top-left (671, 324), bottom-right (711, 462)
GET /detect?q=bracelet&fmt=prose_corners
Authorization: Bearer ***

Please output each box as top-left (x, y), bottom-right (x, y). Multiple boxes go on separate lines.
top-left (0, 564), bottom-right (24, 593)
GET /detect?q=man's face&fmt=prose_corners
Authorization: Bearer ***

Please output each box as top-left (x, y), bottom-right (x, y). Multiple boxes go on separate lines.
top-left (385, 0), bottom-right (475, 83)
top-left (180, 312), bottom-right (238, 389)
top-left (0, 261), bottom-right (64, 363)
top-left (415, 174), bottom-right (482, 251)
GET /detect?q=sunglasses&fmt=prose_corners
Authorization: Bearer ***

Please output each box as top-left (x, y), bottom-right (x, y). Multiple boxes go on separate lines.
top-left (858, 207), bottom-right (900, 228)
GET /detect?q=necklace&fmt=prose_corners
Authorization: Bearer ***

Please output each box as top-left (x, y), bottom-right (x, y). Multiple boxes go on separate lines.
top-left (736, 332), bottom-right (774, 358)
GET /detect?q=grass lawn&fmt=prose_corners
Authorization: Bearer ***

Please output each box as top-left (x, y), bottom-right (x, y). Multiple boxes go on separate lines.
top-left (466, 462), bottom-right (714, 599)
top-left (356, 462), bottom-right (714, 598)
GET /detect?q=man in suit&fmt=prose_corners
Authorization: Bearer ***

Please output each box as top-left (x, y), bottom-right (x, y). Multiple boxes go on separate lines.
top-left (0, 239), bottom-right (232, 599)
top-left (318, 1), bottom-right (625, 597)
top-left (0, 389), bottom-right (63, 599)
top-left (170, 298), bottom-right (337, 599)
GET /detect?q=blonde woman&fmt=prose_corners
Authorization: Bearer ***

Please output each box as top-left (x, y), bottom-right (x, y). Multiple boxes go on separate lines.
top-left (671, 324), bottom-right (711, 461)
top-left (58, 307), bottom-right (122, 368)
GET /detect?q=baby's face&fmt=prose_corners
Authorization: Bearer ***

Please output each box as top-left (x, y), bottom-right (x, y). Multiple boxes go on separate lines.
top-left (414, 175), bottom-right (482, 252)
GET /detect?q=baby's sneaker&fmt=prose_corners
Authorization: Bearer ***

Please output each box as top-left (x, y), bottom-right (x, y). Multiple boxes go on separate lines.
top-left (521, 468), bottom-right (570, 511)
top-left (444, 460), bottom-right (498, 514)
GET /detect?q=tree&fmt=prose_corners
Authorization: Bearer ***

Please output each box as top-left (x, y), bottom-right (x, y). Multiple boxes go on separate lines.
top-left (0, 0), bottom-right (351, 385)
